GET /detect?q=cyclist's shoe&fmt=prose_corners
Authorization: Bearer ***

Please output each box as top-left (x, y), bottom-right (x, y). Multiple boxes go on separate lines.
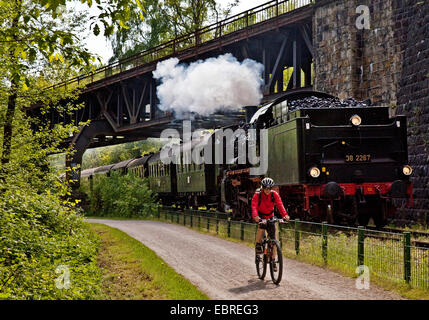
top-left (255, 243), bottom-right (263, 254)
top-left (272, 263), bottom-right (278, 272)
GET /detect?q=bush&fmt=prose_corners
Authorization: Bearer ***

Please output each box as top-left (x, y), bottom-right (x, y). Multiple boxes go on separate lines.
top-left (85, 171), bottom-right (158, 218)
top-left (0, 184), bottom-right (102, 299)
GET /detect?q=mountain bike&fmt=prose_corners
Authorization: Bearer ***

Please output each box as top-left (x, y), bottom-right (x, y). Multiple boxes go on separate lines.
top-left (255, 217), bottom-right (285, 285)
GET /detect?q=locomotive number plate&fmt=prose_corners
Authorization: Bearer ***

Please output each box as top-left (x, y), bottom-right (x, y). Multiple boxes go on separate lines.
top-left (345, 154), bottom-right (371, 162)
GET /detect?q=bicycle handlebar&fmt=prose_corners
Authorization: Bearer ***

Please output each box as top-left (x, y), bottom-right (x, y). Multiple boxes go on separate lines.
top-left (258, 217), bottom-right (288, 226)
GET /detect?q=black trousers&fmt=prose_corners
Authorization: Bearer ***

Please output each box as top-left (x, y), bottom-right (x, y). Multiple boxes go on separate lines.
top-left (258, 221), bottom-right (276, 240)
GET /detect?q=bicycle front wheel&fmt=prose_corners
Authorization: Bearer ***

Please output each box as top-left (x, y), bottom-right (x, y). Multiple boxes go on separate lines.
top-left (255, 247), bottom-right (267, 280)
top-left (269, 240), bottom-right (283, 285)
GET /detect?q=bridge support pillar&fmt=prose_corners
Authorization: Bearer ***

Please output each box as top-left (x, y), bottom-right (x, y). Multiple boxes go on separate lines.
top-left (66, 119), bottom-right (116, 187)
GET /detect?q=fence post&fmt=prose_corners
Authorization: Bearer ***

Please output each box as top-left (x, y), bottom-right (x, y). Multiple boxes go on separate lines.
top-left (227, 218), bottom-right (231, 238)
top-left (176, 211), bottom-right (179, 224)
top-left (295, 219), bottom-right (300, 255)
top-left (190, 210), bottom-right (193, 228)
top-left (322, 222), bottom-right (328, 265)
top-left (278, 222), bottom-right (283, 248)
top-left (240, 221), bottom-right (244, 241)
top-left (198, 212), bottom-right (201, 230)
top-left (183, 211), bottom-right (186, 226)
top-left (357, 226), bottom-right (365, 266)
top-left (216, 214), bottom-right (219, 234)
top-left (207, 216), bottom-right (210, 232)
top-left (157, 205), bottom-right (161, 219)
top-left (404, 232), bottom-right (411, 283)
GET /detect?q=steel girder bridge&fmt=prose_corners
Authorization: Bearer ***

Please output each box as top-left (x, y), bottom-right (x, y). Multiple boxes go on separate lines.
top-left (26, 0), bottom-right (315, 182)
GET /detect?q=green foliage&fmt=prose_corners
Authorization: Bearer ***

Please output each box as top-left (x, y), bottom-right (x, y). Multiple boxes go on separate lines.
top-left (0, 0), bottom-right (142, 300)
top-left (81, 139), bottom-right (162, 170)
top-left (0, 183), bottom-right (103, 299)
top-left (84, 171), bottom-right (158, 217)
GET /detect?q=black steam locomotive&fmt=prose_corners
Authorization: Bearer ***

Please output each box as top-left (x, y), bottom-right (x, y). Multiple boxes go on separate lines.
top-left (81, 91), bottom-right (413, 227)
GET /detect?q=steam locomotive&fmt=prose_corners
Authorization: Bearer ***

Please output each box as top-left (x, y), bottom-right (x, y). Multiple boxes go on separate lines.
top-left (80, 91), bottom-right (413, 227)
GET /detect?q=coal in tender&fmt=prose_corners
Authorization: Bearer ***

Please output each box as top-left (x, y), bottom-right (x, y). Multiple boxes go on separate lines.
top-left (287, 96), bottom-right (369, 111)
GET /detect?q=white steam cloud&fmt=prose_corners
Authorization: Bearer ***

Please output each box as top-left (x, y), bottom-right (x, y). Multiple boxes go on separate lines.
top-left (152, 53), bottom-right (264, 116)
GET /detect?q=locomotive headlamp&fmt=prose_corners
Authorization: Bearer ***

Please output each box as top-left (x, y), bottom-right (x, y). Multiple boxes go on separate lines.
top-left (402, 165), bottom-right (413, 176)
top-left (350, 115), bottom-right (362, 126)
top-left (309, 167), bottom-right (321, 178)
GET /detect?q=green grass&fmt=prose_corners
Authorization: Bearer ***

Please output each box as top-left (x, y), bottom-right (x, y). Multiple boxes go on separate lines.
top-left (88, 223), bottom-right (209, 300)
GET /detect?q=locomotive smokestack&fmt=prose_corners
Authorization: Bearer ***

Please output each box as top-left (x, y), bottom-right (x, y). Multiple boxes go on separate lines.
top-left (244, 106), bottom-right (258, 123)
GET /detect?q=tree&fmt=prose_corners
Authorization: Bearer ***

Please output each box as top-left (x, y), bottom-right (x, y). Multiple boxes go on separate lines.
top-left (0, 0), bottom-right (147, 299)
top-left (0, 0), bottom-right (139, 174)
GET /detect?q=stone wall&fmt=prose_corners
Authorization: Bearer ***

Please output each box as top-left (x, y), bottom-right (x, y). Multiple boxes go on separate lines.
top-left (313, 0), bottom-right (429, 224)
top-left (395, 0), bottom-right (429, 224)
top-left (313, 0), bottom-right (402, 106)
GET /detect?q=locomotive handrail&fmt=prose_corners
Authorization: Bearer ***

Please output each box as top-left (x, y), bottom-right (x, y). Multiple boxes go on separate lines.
top-left (44, 0), bottom-right (314, 92)
top-left (310, 122), bottom-right (403, 129)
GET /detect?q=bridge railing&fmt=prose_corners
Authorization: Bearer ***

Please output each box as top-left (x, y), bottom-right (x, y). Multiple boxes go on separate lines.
top-left (46, 0), bottom-right (314, 92)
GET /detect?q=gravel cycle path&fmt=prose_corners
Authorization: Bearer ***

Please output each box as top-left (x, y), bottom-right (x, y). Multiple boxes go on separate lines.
top-left (88, 219), bottom-right (404, 300)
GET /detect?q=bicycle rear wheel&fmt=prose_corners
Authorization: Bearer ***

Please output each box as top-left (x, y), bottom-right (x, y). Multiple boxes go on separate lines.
top-left (269, 240), bottom-right (283, 285)
top-left (255, 245), bottom-right (267, 280)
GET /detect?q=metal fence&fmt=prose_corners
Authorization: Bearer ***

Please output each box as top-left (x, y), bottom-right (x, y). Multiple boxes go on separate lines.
top-left (153, 205), bottom-right (429, 291)
top-left (46, 0), bottom-right (314, 92)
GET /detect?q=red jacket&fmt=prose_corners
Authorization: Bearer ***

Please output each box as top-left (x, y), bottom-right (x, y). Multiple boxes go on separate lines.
top-left (251, 190), bottom-right (288, 219)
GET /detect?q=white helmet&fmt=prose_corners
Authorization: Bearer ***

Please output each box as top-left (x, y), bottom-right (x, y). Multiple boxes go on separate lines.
top-left (261, 177), bottom-right (274, 188)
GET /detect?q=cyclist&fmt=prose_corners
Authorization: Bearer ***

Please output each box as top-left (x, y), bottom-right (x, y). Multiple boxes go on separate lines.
top-left (252, 177), bottom-right (290, 271)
